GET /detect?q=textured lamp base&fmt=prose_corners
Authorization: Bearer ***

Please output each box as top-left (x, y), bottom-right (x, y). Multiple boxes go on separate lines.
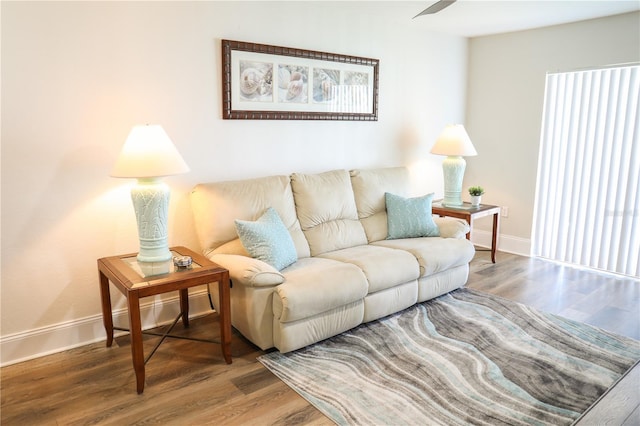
top-left (131, 178), bottom-right (172, 263)
top-left (441, 155), bottom-right (466, 207)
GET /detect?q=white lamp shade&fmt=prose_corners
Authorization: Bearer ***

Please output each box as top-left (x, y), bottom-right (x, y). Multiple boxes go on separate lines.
top-left (430, 124), bottom-right (478, 157)
top-left (111, 125), bottom-right (190, 178)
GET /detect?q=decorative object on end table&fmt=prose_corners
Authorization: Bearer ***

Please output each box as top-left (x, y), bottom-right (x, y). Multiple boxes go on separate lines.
top-left (430, 125), bottom-right (477, 207)
top-left (111, 125), bottom-right (189, 263)
top-left (468, 185), bottom-right (484, 206)
top-left (173, 255), bottom-right (193, 269)
top-left (221, 39), bottom-right (379, 121)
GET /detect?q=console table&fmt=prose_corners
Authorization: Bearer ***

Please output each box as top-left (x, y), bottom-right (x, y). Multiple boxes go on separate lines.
top-left (97, 246), bottom-right (231, 393)
top-left (432, 203), bottom-right (500, 263)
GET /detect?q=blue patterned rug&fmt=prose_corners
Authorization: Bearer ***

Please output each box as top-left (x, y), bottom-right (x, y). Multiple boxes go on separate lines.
top-left (259, 288), bottom-right (640, 425)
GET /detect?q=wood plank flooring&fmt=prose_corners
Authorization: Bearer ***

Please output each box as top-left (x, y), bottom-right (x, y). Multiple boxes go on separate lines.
top-left (2, 251), bottom-right (638, 425)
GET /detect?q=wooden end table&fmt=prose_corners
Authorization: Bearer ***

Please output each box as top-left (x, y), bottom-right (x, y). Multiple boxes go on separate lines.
top-left (432, 202), bottom-right (501, 263)
top-left (97, 246), bottom-right (231, 393)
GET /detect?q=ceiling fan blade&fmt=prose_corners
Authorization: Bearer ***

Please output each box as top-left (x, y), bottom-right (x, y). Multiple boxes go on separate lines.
top-left (413, 0), bottom-right (456, 18)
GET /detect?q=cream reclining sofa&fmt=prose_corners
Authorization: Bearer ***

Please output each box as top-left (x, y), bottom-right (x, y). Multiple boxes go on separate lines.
top-left (191, 167), bottom-right (475, 353)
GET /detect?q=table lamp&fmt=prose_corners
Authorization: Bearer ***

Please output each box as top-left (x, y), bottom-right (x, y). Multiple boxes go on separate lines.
top-left (430, 124), bottom-right (477, 207)
top-left (111, 125), bottom-right (190, 263)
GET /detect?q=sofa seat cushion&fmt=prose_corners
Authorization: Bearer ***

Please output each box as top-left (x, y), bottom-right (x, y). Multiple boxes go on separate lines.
top-left (318, 245), bottom-right (420, 293)
top-left (273, 257), bottom-right (368, 323)
top-left (373, 237), bottom-right (475, 277)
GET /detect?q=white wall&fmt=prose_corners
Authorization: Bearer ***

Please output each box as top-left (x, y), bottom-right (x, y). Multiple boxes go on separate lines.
top-left (464, 12), bottom-right (640, 254)
top-left (0, 1), bottom-right (468, 365)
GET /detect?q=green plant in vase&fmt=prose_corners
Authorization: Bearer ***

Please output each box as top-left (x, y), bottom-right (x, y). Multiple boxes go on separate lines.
top-left (468, 186), bottom-right (484, 207)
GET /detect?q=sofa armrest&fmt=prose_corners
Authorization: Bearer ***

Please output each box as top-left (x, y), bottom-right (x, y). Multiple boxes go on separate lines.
top-left (207, 253), bottom-right (285, 287)
top-left (434, 217), bottom-right (470, 239)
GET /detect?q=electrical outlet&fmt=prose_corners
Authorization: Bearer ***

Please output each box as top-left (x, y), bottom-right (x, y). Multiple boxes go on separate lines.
top-left (501, 206), bottom-right (509, 218)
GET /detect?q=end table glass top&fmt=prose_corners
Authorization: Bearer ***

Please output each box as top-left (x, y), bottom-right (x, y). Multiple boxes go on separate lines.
top-left (433, 202), bottom-right (481, 211)
top-left (122, 251), bottom-right (201, 279)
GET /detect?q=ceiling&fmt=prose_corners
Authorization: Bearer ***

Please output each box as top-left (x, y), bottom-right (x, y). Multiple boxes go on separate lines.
top-left (409, 0), bottom-right (640, 37)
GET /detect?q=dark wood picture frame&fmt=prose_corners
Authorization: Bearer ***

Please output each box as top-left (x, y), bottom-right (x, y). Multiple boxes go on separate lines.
top-left (222, 39), bottom-right (379, 120)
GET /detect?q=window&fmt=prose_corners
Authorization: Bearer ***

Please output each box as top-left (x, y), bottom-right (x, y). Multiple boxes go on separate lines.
top-left (532, 65), bottom-right (639, 277)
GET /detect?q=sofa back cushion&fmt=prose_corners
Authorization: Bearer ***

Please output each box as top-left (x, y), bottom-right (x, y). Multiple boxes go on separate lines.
top-left (291, 169), bottom-right (367, 256)
top-left (191, 175), bottom-right (310, 258)
top-left (350, 167), bottom-right (410, 242)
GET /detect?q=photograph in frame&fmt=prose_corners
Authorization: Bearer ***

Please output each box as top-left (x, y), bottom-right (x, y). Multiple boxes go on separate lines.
top-left (222, 39), bottom-right (379, 120)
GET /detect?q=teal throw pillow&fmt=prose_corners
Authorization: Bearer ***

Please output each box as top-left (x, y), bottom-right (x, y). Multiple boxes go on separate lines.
top-left (235, 207), bottom-right (298, 271)
top-left (385, 192), bottom-right (440, 239)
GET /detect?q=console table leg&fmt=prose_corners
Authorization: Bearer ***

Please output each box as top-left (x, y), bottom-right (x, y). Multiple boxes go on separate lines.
top-left (127, 293), bottom-right (145, 394)
top-left (98, 271), bottom-right (114, 347)
top-left (219, 272), bottom-right (232, 364)
top-left (179, 288), bottom-right (190, 327)
top-left (491, 212), bottom-right (499, 263)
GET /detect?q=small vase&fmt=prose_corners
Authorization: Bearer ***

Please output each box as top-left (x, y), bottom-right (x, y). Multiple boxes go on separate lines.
top-left (470, 195), bottom-right (481, 207)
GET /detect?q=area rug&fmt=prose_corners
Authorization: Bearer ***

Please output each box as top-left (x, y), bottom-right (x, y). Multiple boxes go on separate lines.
top-left (258, 288), bottom-right (640, 425)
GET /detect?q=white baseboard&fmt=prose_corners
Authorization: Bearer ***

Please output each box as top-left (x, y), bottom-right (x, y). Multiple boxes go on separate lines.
top-left (0, 289), bottom-right (215, 367)
top-left (470, 229), bottom-right (531, 257)
top-left (1, 233), bottom-right (531, 367)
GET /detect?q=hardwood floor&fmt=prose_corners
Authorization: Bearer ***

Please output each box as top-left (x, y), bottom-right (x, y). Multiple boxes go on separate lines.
top-left (467, 251), bottom-right (640, 341)
top-left (2, 251), bottom-right (638, 425)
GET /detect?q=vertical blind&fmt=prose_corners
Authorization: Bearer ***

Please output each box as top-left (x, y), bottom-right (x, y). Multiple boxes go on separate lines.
top-left (532, 65), bottom-right (639, 277)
